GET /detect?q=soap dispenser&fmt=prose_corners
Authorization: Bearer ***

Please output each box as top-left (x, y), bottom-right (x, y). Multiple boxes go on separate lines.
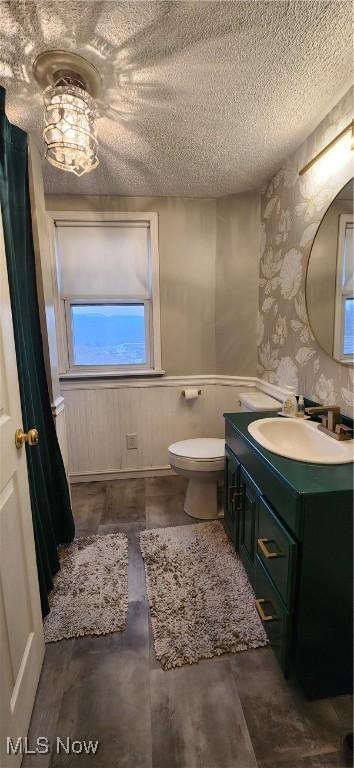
top-left (282, 386), bottom-right (297, 417)
top-left (297, 394), bottom-right (305, 417)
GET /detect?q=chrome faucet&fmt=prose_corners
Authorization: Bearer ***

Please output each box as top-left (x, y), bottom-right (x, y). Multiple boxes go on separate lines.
top-left (305, 405), bottom-right (352, 441)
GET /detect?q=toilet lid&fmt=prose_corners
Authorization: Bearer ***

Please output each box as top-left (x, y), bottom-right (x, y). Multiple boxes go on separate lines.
top-left (168, 438), bottom-right (225, 460)
top-left (240, 391), bottom-right (280, 411)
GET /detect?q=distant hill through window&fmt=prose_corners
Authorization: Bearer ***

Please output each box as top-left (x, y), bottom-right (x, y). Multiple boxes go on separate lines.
top-left (71, 305), bottom-right (146, 366)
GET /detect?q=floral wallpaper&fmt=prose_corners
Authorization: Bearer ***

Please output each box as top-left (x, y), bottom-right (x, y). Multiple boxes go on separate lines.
top-left (258, 87), bottom-right (354, 417)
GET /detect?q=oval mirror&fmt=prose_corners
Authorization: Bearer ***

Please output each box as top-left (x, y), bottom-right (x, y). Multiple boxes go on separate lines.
top-left (306, 178), bottom-right (353, 365)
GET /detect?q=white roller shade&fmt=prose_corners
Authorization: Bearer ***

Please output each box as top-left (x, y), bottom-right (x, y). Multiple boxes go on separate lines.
top-left (55, 222), bottom-right (150, 298)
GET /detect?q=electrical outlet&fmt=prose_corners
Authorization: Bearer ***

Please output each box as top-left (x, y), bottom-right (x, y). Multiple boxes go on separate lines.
top-left (126, 433), bottom-right (138, 450)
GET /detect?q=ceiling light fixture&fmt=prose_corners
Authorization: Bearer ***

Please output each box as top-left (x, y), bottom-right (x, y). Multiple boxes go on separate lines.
top-left (32, 50), bottom-right (101, 177)
top-left (299, 120), bottom-right (354, 176)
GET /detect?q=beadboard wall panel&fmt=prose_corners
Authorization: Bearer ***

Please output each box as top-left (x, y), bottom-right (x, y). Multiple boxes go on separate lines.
top-left (52, 397), bottom-right (69, 479)
top-left (55, 408), bottom-right (69, 480)
top-left (63, 380), bottom-right (249, 480)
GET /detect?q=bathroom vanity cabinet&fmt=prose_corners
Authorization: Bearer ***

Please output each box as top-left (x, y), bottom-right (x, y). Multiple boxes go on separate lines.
top-left (224, 411), bottom-right (353, 699)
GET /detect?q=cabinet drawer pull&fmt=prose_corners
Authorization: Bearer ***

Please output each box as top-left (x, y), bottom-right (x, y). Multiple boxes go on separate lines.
top-left (229, 486), bottom-right (242, 504)
top-left (229, 485), bottom-right (237, 504)
top-left (257, 538), bottom-right (282, 559)
top-left (255, 598), bottom-right (278, 623)
top-left (233, 490), bottom-right (242, 513)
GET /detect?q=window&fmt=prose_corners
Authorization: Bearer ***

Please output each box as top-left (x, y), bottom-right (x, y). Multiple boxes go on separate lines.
top-left (334, 216), bottom-right (354, 362)
top-left (343, 298), bottom-right (354, 356)
top-left (50, 213), bottom-right (162, 376)
top-left (69, 303), bottom-right (148, 367)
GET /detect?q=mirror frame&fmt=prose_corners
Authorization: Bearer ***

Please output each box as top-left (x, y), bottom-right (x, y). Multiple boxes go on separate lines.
top-left (305, 176), bottom-right (354, 366)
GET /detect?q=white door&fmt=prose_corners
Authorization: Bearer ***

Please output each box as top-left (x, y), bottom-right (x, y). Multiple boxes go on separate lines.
top-left (0, 212), bottom-right (45, 767)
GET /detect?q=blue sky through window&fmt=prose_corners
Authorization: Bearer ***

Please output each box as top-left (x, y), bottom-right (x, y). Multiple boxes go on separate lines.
top-left (343, 298), bottom-right (354, 356)
top-left (71, 304), bottom-right (146, 366)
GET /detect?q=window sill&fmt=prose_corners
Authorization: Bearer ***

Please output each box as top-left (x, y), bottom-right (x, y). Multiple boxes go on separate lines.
top-left (59, 369), bottom-right (165, 381)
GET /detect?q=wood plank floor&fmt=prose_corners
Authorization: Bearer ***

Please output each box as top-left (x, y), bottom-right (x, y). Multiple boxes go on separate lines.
top-left (24, 477), bottom-right (353, 768)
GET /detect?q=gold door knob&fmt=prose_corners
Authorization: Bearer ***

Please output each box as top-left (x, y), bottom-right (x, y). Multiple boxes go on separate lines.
top-left (15, 428), bottom-right (39, 449)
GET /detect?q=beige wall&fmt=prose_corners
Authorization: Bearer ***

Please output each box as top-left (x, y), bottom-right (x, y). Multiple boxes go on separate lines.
top-left (46, 193), bottom-right (261, 377)
top-left (46, 195), bottom-right (217, 375)
top-left (216, 192), bottom-right (260, 375)
top-left (44, 192), bottom-right (264, 479)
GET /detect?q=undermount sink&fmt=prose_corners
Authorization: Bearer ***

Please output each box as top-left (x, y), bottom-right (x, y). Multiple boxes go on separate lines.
top-left (248, 417), bottom-right (354, 464)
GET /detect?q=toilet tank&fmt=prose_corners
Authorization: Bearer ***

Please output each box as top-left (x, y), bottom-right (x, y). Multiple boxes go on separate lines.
top-left (239, 391), bottom-right (280, 412)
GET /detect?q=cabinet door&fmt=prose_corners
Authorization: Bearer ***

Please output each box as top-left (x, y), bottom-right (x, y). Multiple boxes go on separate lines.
top-left (224, 448), bottom-right (240, 547)
top-left (255, 555), bottom-right (291, 675)
top-left (239, 467), bottom-right (260, 584)
top-left (257, 496), bottom-right (297, 610)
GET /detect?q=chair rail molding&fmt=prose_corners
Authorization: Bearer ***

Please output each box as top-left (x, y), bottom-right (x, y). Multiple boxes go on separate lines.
top-left (60, 373), bottom-right (260, 391)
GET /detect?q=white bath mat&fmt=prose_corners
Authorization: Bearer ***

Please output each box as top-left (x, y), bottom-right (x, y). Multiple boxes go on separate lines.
top-left (44, 533), bottom-right (128, 642)
top-left (140, 521), bottom-right (267, 670)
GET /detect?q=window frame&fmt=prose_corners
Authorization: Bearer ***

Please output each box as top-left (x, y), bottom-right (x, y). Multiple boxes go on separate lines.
top-left (65, 298), bottom-right (153, 373)
top-left (47, 211), bottom-right (163, 378)
top-left (333, 214), bottom-right (354, 364)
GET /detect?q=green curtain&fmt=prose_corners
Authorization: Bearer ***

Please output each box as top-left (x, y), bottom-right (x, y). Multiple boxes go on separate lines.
top-left (0, 86), bottom-right (75, 617)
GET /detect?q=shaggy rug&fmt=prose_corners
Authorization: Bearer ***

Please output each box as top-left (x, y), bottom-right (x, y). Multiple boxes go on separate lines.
top-left (44, 533), bottom-right (128, 642)
top-left (140, 521), bottom-right (267, 670)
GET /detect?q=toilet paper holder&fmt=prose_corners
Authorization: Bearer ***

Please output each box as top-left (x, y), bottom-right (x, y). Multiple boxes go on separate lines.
top-left (182, 389), bottom-right (202, 398)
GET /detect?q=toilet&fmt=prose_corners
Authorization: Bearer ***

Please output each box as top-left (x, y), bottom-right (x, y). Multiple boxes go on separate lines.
top-left (168, 390), bottom-right (280, 520)
top-left (168, 438), bottom-right (225, 520)
top-left (238, 391), bottom-right (280, 412)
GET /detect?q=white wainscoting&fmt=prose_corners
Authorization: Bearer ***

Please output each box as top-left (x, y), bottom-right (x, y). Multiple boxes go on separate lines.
top-left (61, 375), bottom-right (283, 482)
top-left (52, 396), bottom-right (70, 479)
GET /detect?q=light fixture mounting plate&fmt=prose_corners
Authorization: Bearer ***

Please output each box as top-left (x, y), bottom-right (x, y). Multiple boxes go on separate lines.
top-left (32, 50), bottom-right (101, 98)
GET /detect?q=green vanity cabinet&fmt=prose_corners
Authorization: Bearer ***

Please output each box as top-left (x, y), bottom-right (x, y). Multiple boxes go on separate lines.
top-left (257, 496), bottom-right (297, 610)
top-left (239, 467), bottom-right (259, 585)
top-left (255, 556), bottom-right (291, 674)
top-left (224, 448), bottom-right (240, 547)
top-left (224, 411), bottom-right (353, 699)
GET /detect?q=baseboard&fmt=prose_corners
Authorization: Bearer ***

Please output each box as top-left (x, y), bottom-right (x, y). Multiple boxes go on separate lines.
top-left (69, 465), bottom-right (175, 483)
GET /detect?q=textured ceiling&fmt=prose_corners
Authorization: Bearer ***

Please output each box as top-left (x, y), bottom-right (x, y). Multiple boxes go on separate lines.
top-left (0, 0), bottom-right (352, 197)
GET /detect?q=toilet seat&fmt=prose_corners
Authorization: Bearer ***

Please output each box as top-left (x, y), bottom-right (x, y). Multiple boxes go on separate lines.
top-left (168, 454), bottom-right (224, 472)
top-left (169, 438), bottom-right (225, 460)
top-left (168, 438), bottom-right (225, 473)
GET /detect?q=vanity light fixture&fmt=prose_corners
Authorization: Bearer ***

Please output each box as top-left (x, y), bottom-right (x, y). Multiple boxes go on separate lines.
top-left (299, 120), bottom-right (354, 175)
top-left (32, 50), bottom-right (101, 176)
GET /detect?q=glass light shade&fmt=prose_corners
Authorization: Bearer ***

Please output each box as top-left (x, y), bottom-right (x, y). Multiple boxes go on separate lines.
top-left (310, 129), bottom-right (352, 186)
top-left (43, 84), bottom-right (98, 176)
